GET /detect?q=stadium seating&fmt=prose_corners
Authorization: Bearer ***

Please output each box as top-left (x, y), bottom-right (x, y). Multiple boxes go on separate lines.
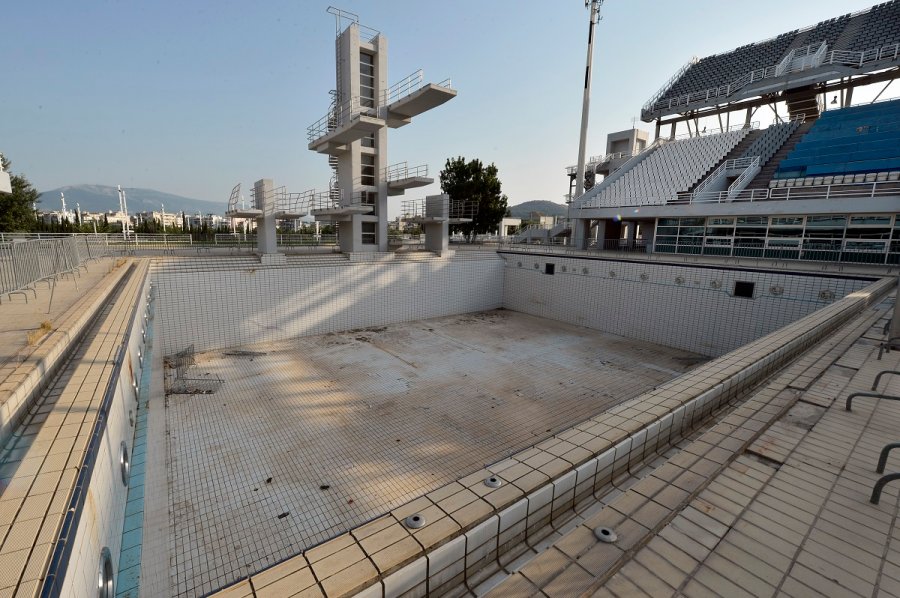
top-left (653, 1), bottom-right (900, 110)
top-left (663, 34), bottom-right (795, 101)
top-left (582, 129), bottom-right (748, 207)
top-left (774, 99), bottom-right (900, 179)
top-left (740, 120), bottom-right (801, 167)
top-left (845, 1), bottom-right (900, 51)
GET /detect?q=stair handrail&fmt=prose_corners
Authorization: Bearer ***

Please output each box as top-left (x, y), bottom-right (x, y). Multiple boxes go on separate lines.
top-left (693, 156), bottom-right (758, 195)
top-left (727, 156), bottom-right (761, 198)
top-left (575, 137), bottom-right (667, 206)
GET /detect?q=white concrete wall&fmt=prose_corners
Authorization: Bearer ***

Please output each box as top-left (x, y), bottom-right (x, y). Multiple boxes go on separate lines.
top-left (60, 271), bottom-right (149, 598)
top-left (154, 255), bottom-right (505, 355)
top-left (500, 253), bottom-right (872, 356)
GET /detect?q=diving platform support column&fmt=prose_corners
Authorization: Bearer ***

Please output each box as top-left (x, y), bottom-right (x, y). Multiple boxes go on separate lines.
top-left (424, 194), bottom-right (449, 254)
top-left (253, 178), bottom-right (278, 255)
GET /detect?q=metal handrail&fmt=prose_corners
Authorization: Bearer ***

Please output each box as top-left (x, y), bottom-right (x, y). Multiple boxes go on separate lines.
top-left (871, 472), bottom-right (900, 504)
top-left (382, 69), bottom-right (423, 106)
top-left (727, 156), bottom-right (761, 197)
top-left (877, 442), bottom-right (900, 474)
top-left (872, 371), bottom-right (900, 391)
top-left (383, 162), bottom-right (429, 182)
top-left (845, 391), bottom-right (900, 411)
top-left (307, 96), bottom-right (377, 142)
top-left (566, 151), bottom-right (637, 175)
top-left (694, 157), bottom-right (759, 195)
top-left (595, 179), bottom-right (900, 209)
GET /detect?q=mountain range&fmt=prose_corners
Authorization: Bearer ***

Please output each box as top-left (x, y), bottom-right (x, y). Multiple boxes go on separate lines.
top-left (38, 185), bottom-right (225, 215)
top-left (507, 200), bottom-right (567, 219)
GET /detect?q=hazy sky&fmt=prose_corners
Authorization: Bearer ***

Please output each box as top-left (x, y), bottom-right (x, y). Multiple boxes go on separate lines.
top-left (1, 0), bottom-right (891, 210)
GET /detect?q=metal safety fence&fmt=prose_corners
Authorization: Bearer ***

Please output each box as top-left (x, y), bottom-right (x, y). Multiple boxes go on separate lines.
top-left (0, 236), bottom-right (112, 302)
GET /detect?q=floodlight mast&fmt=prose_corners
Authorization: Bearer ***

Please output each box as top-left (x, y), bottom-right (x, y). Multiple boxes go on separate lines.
top-left (574, 0), bottom-right (603, 201)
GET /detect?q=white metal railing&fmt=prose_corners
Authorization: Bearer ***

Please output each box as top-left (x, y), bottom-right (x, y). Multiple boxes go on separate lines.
top-left (580, 179), bottom-right (899, 208)
top-left (308, 189), bottom-right (344, 212)
top-left (775, 48), bottom-right (796, 77)
top-left (565, 151), bottom-right (637, 175)
top-left (643, 41), bottom-right (900, 116)
top-left (327, 6), bottom-right (380, 43)
top-left (383, 162), bottom-right (429, 182)
top-left (727, 156), bottom-right (761, 197)
top-left (774, 41), bottom-right (827, 76)
top-left (693, 156), bottom-right (759, 195)
top-left (383, 70), bottom-right (424, 106)
top-left (307, 96), bottom-right (377, 142)
top-left (226, 183), bottom-right (241, 212)
top-left (668, 121), bottom-right (758, 141)
top-left (401, 198), bottom-right (425, 219)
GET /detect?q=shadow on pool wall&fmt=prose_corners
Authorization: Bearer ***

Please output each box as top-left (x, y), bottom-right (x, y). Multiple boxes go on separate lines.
top-left (152, 255), bottom-right (505, 356)
top-left (499, 253), bottom-right (872, 357)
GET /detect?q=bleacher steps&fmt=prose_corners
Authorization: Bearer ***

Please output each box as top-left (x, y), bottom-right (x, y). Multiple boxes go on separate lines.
top-left (687, 130), bottom-right (761, 192)
top-left (746, 120), bottom-right (814, 189)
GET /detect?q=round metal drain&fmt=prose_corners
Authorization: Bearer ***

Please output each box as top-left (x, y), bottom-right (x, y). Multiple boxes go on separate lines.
top-left (483, 475), bottom-right (503, 489)
top-left (593, 526), bottom-right (618, 543)
top-left (404, 514), bottom-right (426, 529)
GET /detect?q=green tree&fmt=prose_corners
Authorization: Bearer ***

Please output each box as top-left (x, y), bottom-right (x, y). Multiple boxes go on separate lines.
top-left (0, 155), bottom-right (40, 232)
top-left (439, 157), bottom-right (508, 242)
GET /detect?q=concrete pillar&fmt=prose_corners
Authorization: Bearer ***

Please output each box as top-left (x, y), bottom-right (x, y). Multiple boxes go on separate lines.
top-left (642, 220), bottom-right (656, 253)
top-left (424, 194), bottom-right (449, 254)
top-left (254, 179), bottom-right (278, 255)
top-left (572, 218), bottom-right (591, 250)
top-left (594, 219), bottom-right (606, 249)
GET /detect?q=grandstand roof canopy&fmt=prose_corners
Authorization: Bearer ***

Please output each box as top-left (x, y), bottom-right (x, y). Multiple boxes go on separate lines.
top-left (642, 0), bottom-right (900, 123)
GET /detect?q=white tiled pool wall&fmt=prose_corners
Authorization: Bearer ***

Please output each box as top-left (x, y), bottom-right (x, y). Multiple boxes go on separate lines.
top-left (500, 252), bottom-right (873, 356)
top-left (371, 276), bottom-right (894, 597)
top-left (59, 269), bottom-right (150, 598)
top-left (152, 256), bottom-right (505, 355)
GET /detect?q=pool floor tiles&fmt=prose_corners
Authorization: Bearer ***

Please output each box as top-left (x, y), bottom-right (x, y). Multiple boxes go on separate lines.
top-left (152, 309), bottom-right (706, 597)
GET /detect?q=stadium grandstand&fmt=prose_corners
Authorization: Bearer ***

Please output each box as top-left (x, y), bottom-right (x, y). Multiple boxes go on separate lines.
top-left (566, 1), bottom-right (900, 267)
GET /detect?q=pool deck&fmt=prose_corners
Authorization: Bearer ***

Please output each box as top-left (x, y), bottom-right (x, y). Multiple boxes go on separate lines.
top-left (483, 292), bottom-right (900, 597)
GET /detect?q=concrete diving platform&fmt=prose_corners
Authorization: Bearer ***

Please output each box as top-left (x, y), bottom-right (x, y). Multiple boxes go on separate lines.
top-left (308, 114), bottom-right (385, 154)
top-left (385, 83), bottom-right (457, 124)
top-left (387, 176), bottom-right (433, 196)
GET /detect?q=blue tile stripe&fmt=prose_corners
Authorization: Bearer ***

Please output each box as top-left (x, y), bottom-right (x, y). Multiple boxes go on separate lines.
top-left (116, 304), bottom-right (155, 598)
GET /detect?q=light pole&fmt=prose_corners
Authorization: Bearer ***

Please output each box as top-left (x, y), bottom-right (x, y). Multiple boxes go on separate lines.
top-left (117, 185), bottom-right (130, 240)
top-left (574, 0), bottom-right (603, 201)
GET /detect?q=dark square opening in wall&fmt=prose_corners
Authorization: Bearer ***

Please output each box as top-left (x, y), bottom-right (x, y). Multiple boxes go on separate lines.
top-left (734, 281), bottom-right (755, 298)
top-left (545, 263), bottom-right (555, 275)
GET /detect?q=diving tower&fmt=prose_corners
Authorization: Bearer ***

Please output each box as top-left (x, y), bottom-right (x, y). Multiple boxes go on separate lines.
top-left (306, 7), bottom-right (457, 253)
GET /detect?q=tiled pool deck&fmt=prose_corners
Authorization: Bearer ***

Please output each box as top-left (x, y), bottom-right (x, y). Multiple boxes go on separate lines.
top-left (484, 291), bottom-right (900, 597)
top-left (0, 259), bottom-right (147, 597)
